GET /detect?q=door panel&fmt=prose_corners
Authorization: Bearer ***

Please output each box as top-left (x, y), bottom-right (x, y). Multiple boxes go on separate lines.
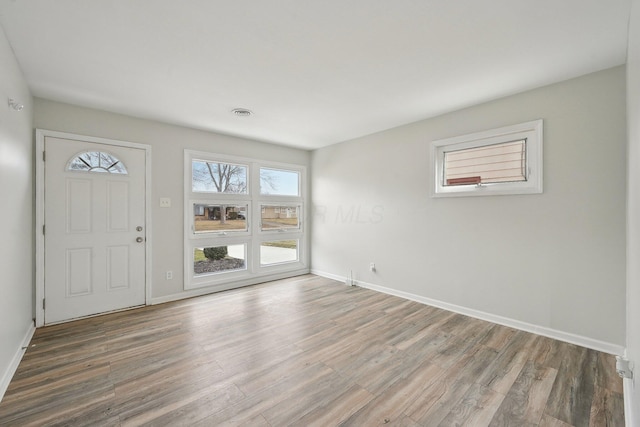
top-left (66, 248), bottom-right (92, 296)
top-left (107, 245), bottom-right (130, 290)
top-left (44, 136), bottom-right (146, 324)
top-left (107, 181), bottom-right (129, 231)
top-left (67, 179), bottom-right (92, 233)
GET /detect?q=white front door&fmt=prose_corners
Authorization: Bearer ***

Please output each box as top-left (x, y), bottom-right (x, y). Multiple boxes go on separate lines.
top-left (44, 136), bottom-right (147, 324)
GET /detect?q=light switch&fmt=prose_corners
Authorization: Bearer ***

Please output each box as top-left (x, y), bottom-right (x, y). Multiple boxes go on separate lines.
top-left (159, 197), bottom-right (171, 208)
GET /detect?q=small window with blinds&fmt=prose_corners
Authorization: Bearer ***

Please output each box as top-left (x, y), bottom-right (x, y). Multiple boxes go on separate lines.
top-left (444, 139), bottom-right (526, 186)
top-left (432, 120), bottom-right (543, 197)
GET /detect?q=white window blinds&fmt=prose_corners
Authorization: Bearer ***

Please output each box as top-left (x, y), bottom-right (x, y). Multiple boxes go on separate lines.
top-left (443, 139), bottom-right (527, 186)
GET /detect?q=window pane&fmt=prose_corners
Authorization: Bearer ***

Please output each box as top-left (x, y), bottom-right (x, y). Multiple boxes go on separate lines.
top-left (261, 205), bottom-right (300, 231)
top-left (67, 151), bottom-right (128, 174)
top-left (260, 168), bottom-right (300, 196)
top-left (193, 204), bottom-right (248, 233)
top-left (444, 140), bottom-right (526, 186)
top-left (194, 244), bottom-right (246, 275)
top-left (260, 240), bottom-right (298, 265)
top-left (192, 160), bottom-right (248, 193)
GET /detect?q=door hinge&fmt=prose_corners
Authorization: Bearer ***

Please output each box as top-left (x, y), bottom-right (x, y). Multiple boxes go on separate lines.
top-left (42, 298), bottom-right (46, 310)
top-left (42, 224), bottom-right (45, 235)
top-left (42, 151), bottom-right (46, 162)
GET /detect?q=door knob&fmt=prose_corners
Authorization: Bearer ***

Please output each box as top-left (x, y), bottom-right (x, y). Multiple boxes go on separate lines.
top-left (136, 237), bottom-right (144, 243)
top-left (136, 226), bottom-right (143, 232)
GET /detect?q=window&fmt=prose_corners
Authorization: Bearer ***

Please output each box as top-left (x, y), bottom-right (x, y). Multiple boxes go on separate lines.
top-left (192, 203), bottom-right (248, 234)
top-left (260, 168), bottom-right (300, 196)
top-left (185, 151), bottom-right (306, 290)
top-left (432, 120), bottom-right (543, 197)
top-left (260, 205), bottom-right (300, 231)
top-left (67, 151), bottom-right (128, 174)
top-left (444, 140), bottom-right (526, 185)
top-left (258, 167), bottom-right (303, 266)
top-left (192, 160), bottom-right (248, 194)
top-left (193, 245), bottom-right (246, 276)
top-left (260, 240), bottom-right (298, 266)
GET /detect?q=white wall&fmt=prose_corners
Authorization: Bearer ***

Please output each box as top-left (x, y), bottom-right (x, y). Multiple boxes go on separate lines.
top-left (626, 0), bottom-right (640, 422)
top-left (0, 26), bottom-right (34, 398)
top-left (312, 66), bottom-right (627, 351)
top-left (34, 99), bottom-right (310, 301)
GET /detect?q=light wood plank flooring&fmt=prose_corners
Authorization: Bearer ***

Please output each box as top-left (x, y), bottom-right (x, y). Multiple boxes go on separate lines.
top-left (0, 275), bottom-right (624, 426)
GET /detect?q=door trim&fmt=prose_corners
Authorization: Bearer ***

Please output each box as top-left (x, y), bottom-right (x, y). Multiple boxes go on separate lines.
top-left (35, 129), bottom-right (153, 327)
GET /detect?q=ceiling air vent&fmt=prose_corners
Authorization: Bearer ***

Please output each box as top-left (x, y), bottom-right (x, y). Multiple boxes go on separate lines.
top-left (231, 108), bottom-right (252, 117)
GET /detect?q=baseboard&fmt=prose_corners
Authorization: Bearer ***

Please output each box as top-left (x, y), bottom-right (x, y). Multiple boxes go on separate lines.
top-left (310, 270), bottom-right (625, 356)
top-left (0, 321), bottom-right (35, 403)
top-left (310, 269), bottom-right (346, 284)
top-left (623, 377), bottom-right (635, 427)
top-left (152, 269), bottom-right (311, 305)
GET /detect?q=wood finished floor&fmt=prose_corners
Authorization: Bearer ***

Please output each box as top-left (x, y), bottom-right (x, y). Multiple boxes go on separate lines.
top-left (0, 275), bottom-right (624, 426)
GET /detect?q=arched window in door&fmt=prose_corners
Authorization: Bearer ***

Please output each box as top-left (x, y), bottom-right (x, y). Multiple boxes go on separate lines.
top-left (66, 151), bottom-right (128, 174)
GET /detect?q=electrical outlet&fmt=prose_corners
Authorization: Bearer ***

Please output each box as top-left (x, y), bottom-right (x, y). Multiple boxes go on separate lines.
top-left (166, 271), bottom-right (173, 280)
top-left (160, 197), bottom-right (171, 208)
top-left (370, 262), bottom-right (376, 272)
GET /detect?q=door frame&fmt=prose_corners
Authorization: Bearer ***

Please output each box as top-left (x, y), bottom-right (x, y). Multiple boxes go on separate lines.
top-left (35, 129), bottom-right (153, 327)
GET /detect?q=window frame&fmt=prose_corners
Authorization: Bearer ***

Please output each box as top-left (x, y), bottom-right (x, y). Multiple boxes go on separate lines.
top-left (184, 150), bottom-right (307, 290)
top-left (255, 163), bottom-right (305, 269)
top-left (432, 119), bottom-right (543, 197)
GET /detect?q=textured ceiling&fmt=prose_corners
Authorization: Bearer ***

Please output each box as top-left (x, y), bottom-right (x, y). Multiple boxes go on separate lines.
top-left (0, 0), bottom-right (632, 149)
